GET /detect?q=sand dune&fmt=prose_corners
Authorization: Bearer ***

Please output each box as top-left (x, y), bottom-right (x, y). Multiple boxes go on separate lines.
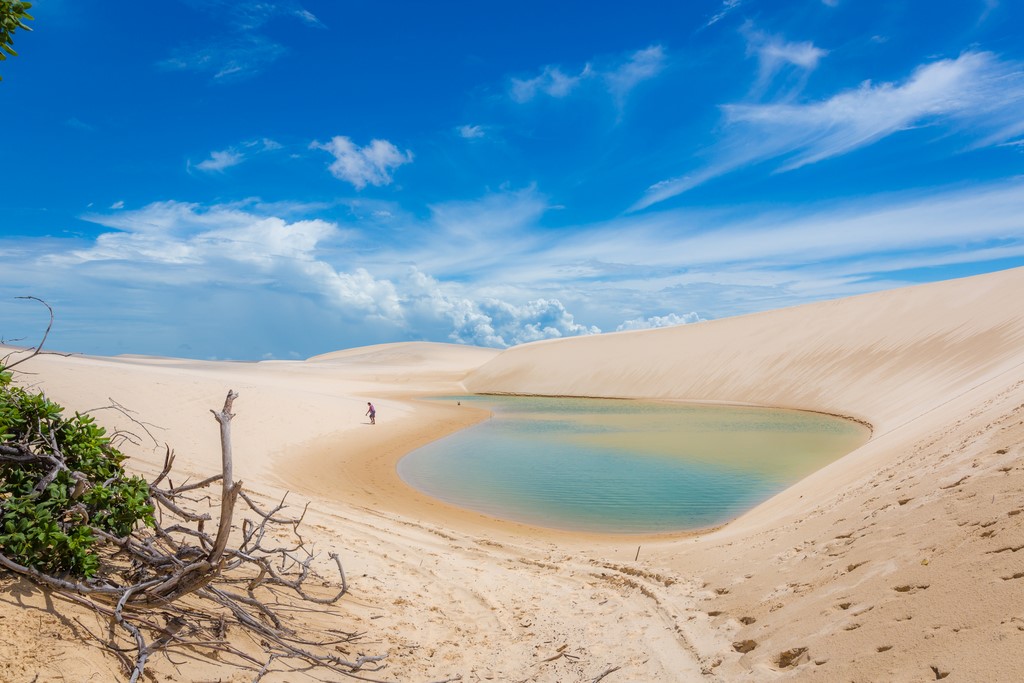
top-left (3, 268), bottom-right (1024, 681)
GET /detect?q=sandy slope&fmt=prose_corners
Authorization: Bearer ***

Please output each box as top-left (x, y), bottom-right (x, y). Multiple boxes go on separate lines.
top-left (3, 267), bottom-right (1024, 681)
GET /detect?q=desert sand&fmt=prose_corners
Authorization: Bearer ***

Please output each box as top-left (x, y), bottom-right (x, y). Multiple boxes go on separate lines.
top-left (3, 266), bottom-right (1024, 682)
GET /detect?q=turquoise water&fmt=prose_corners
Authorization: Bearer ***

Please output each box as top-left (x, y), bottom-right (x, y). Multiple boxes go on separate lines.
top-left (397, 395), bottom-right (870, 533)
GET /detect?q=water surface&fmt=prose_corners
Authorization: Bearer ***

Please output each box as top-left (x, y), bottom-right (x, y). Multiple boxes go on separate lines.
top-left (398, 395), bottom-right (869, 533)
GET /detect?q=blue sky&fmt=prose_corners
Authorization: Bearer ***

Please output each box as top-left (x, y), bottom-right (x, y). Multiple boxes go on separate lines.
top-left (2, 0), bottom-right (1023, 360)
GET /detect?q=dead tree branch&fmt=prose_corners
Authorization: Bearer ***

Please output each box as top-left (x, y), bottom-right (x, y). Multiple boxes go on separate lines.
top-left (1, 296), bottom-right (72, 371)
top-left (0, 389), bottom-right (385, 681)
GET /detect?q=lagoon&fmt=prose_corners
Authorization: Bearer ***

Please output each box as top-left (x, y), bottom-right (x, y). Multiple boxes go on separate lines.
top-left (398, 395), bottom-right (870, 533)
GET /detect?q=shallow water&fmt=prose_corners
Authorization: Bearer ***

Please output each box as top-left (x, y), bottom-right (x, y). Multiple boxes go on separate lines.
top-left (397, 395), bottom-right (870, 533)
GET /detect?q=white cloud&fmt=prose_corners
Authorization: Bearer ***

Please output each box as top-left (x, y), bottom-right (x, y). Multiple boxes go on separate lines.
top-left (511, 66), bottom-right (586, 103)
top-left (978, 0), bottom-right (998, 24)
top-left (192, 139), bottom-right (281, 173)
top-left (742, 25), bottom-right (827, 98)
top-left (179, 0), bottom-right (317, 28)
top-left (292, 8), bottom-right (324, 27)
top-left (310, 136), bottom-right (414, 190)
top-left (457, 124), bottom-right (486, 139)
top-left (159, 35), bottom-right (286, 81)
top-left (58, 201), bottom-right (337, 269)
top-left (195, 149), bottom-right (245, 172)
top-left (17, 198), bottom-right (599, 353)
top-left (110, 200), bottom-right (125, 210)
top-left (616, 312), bottom-right (704, 331)
top-left (633, 51), bottom-right (1024, 211)
top-left (250, 138), bottom-right (282, 151)
top-left (604, 45), bottom-right (666, 105)
top-left (8, 175), bottom-right (1024, 359)
top-left (510, 45), bottom-right (665, 106)
top-left (595, 180), bottom-right (1024, 287)
top-left (752, 35), bottom-right (826, 71)
top-left (402, 270), bottom-right (599, 347)
top-left (161, 2), bottom-right (321, 80)
top-left (707, 0), bottom-right (742, 27)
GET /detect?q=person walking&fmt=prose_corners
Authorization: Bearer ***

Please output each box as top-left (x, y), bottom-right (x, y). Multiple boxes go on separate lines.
top-left (365, 402), bottom-right (376, 425)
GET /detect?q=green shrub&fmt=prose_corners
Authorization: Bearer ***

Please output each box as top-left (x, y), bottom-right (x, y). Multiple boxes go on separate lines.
top-left (0, 369), bottom-right (155, 578)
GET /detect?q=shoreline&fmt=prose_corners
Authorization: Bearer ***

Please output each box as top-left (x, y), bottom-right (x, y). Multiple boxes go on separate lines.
top-left (280, 393), bottom-right (712, 545)
top-left (281, 391), bottom-right (869, 545)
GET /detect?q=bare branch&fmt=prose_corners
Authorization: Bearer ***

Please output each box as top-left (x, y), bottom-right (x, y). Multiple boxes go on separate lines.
top-left (1, 384), bottom-right (383, 681)
top-left (2, 296), bottom-right (70, 371)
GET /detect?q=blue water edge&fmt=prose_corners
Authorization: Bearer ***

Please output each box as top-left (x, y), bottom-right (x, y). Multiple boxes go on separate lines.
top-left (397, 395), bottom-right (869, 534)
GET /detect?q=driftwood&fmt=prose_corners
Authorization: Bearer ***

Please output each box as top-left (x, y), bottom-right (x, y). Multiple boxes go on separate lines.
top-left (0, 389), bottom-right (387, 682)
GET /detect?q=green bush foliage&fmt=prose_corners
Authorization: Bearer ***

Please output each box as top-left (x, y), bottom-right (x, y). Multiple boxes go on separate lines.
top-left (0, 369), bottom-right (154, 578)
top-left (0, 1), bottom-right (33, 80)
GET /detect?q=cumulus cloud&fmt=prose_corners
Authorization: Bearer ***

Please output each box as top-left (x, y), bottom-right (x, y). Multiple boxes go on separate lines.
top-left (310, 136), bottom-right (414, 190)
top-left (632, 51), bottom-right (1024, 211)
top-left (60, 201), bottom-right (338, 270)
top-left (472, 298), bottom-right (600, 346)
top-left (616, 312), bottom-right (704, 331)
top-left (21, 199), bottom-right (602, 353)
top-left (402, 270), bottom-right (599, 347)
top-left (6, 175), bottom-right (1024, 359)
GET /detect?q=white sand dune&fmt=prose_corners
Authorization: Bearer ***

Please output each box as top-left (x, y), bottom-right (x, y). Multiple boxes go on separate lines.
top-left (3, 267), bottom-right (1024, 681)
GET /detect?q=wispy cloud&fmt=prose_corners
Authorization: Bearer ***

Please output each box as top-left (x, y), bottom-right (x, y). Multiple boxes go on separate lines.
top-left (607, 180), bottom-right (1024, 281)
top-left (178, 0), bottom-right (324, 30)
top-left (310, 136), bottom-right (414, 190)
top-left (190, 139), bottom-right (281, 173)
top-left (511, 65), bottom-right (587, 103)
top-left (707, 0), bottom-right (742, 27)
top-left (65, 117), bottom-right (95, 132)
top-left (194, 149), bottom-right (245, 173)
top-left (22, 198), bottom-right (599, 351)
top-left (978, 0), bottom-right (999, 24)
top-left (603, 45), bottom-right (666, 106)
top-left (159, 35), bottom-right (286, 81)
top-left (457, 124), bottom-right (486, 139)
top-left (509, 45), bottom-right (665, 106)
top-left (632, 51), bottom-right (1024, 211)
top-left (742, 24), bottom-right (827, 97)
top-left (6, 177), bottom-right (1024, 357)
top-left (161, 2), bottom-right (323, 80)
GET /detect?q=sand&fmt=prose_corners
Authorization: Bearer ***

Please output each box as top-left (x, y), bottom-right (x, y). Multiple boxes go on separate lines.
top-left (3, 266), bottom-right (1024, 681)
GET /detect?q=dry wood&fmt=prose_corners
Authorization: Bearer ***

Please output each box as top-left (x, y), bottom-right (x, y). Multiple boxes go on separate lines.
top-left (0, 387), bottom-right (388, 681)
top-left (591, 665), bottom-right (622, 683)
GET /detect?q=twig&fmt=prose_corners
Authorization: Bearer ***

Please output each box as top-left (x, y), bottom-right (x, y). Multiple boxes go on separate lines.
top-left (591, 666), bottom-right (622, 683)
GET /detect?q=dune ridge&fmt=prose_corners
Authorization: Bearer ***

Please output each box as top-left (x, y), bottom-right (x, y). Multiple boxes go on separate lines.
top-left (1, 268), bottom-right (1023, 681)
